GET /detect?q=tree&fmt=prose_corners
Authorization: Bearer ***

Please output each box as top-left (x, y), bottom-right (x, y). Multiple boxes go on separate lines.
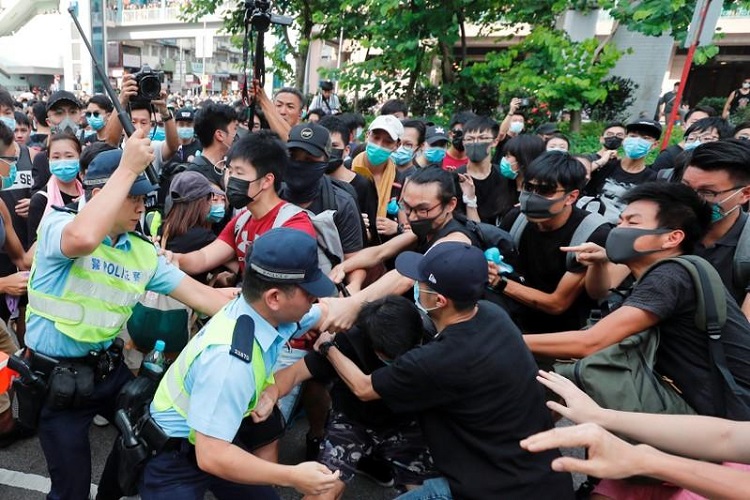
top-left (467, 27), bottom-right (621, 130)
top-left (181, 0), bottom-right (342, 90)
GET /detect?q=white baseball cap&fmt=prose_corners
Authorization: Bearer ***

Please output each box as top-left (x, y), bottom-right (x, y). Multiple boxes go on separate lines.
top-left (368, 115), bottom-right (404, 141)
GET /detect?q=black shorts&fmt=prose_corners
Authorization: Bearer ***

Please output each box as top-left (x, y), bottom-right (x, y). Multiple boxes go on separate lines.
top-left (318, 411), bottom-right (438, 485)
top-left (233, 406), bottom-right (286, 451)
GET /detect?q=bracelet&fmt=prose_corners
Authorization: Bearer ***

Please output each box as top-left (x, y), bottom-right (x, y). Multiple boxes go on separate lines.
top-left (462, 194), bottom-right (478, 208)
top-left (319, 341), bottom-right (338, 357)
top-left (162, 111), bottom-right (173, 122)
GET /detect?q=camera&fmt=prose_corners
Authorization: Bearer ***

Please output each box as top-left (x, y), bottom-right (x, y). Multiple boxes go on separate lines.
top-left (133, 65), bottom-right (163, 101)
top-left (519, 98), bottom-right (530, 107)
top-left (245, 0), bottom-right (291, 32)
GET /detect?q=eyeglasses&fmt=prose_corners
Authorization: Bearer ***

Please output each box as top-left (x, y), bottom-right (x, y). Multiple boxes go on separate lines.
top-left (686, 133), bottom-right (719, 143)
top-left (691, 185), bottom-right (744, 200)
top-left (463, 135), bottom-right (494, 144)
top-left (85, 111), bottom-right (102, 118)
top-left (398, 200), bottom-right (443, 218)
top-left (522, 181), bottom-right (566, 197)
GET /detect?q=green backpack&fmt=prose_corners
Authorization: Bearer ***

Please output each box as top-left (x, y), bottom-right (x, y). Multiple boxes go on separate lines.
top-left (555, 255), bottom-right (750, 419)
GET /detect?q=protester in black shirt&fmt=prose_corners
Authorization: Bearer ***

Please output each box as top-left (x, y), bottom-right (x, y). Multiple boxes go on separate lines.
top-left (526, 182), bottom-right (750, 418)
top-left (498, 152), bottom-right (610, 333)
top-left (265, 296), bottom-right (436, 498)
top-left (320, 242), bottom-right (574, 499)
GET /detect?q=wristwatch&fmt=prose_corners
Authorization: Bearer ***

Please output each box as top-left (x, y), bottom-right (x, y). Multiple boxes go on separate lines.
top-left (493, 276), bottom-right (508, 293)
top-left (319, 341), bottom-right (338, 357)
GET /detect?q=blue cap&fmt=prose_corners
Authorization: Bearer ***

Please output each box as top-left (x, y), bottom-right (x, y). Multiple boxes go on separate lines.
top-left (83, 149), bottom-right (158, 196)
top-left (154, 340), bottom-right (165, 352)
top-left (247, 227), bottom-right (335, 298)
top-left (396, 242), bottom-right (488, 302)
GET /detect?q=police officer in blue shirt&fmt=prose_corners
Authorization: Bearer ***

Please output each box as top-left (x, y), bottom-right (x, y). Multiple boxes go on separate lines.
top-left (142, 227), bottom-right (341, 499)
top-left (24, 129), bottom-right (236, 500)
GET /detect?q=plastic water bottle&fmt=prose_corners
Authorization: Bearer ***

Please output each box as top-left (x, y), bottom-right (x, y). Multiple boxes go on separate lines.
top-left (141, 340), bottom-right (166, 381)
top-left (386, 198), bottom-right (399, 216)
top-left (484, 247), bottom-right (514, 275)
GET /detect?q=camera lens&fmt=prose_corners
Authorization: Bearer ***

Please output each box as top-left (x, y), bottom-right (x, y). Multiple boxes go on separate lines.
top-left (139, 75), bottom-right (161, 101)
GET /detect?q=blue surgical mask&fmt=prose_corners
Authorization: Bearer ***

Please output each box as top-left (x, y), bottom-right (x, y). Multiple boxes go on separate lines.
top-left (710, 189), bottom-right (743, 224)
top-left (152, 126), bottom-right (166, 142)
top-left (391, 145), bottom-right (414, 166)
top-left (207, 203), bottom-right (226, 223)
top-left (365, 142), bottom-right (392, 165)
top-left (1, 162), bottom-right (17, 189)
top-left (87, 115), bottom-right (106, 131)
top-left (683, 140), bottom-right (701, 152)
top-left (413, 282), bottom-right (439, 315)
top-left (622, 137), bottom-right (652, 160)
top-left (49, 159), bottom-right (80, 183)
top-left (424, 147), bottom-right (446, 164)
top-left (509, 122), bottom-right (524, 134)
top-left (387, 198), bottom-right (399, 216)
top-left (0, 116), bottom-right (16, 132)
top-left (499, 158), bottom-right (518, 179)
top-left (177, 127), bottom-right (194, 140)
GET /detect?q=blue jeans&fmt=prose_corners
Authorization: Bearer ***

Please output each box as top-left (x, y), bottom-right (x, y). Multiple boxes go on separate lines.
top-left (139, 441), bottom-right (279, 500)
top-left (397, 477), bottom-right (453, 500)
top-left (273, 346), bottom-right (307, 422)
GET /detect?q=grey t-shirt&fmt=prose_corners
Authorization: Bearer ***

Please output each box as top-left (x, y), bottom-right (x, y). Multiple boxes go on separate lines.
top-left (624, 261), bottom-right (750, 416)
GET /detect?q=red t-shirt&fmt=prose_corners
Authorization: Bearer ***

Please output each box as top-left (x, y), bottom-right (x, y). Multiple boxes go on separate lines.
top-left (442, 151), bottom-right (468, 171)
top-left (218, 201), bottom-right (316, 273)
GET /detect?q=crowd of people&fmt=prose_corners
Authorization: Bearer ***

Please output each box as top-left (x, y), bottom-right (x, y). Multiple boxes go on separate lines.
top-left (0, 73), bottom-right (749, 500)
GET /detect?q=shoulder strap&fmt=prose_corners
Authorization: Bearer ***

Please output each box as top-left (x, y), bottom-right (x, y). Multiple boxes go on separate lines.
top-left (566, 212), bottom-right (609, 268)
top-left (233, 210), bottom-right (254, 239)
top-left (273, 203), bottom-right (305, 228)
top-left (732, 213), bottom-right (750, 290)
top-left (509, 212), bottom-right (528, 250)
top-left (660, 256), bottom-right (749, 417)
top-left (230, 314), bottom-right (255, 363)
top-left (656, 168), bottom-right (675, 182)
top-left (321, 176), bottom-right (338, 212)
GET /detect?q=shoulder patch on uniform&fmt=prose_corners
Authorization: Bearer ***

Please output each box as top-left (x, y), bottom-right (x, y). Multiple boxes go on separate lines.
top-left (230, 314), bottom-right (255, 363)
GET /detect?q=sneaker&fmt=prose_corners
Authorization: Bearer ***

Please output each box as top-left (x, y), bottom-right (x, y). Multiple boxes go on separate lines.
top-left (93, 415), bottom-right (109, 427)
top-left (356, 455), bottom-right (395, 488)
top-left (305, 433), bottom-right (322, 461)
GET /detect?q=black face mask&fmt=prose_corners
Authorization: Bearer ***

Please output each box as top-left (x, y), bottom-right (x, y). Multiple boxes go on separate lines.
top-left (603, 136), bottom-right (623, 151)
top-left (519, 190), bottom-right (566, 220)
top-left (326, 148), bottom-right (345, 174)
top-left (226, 177), bottom-right (256, 209)
top-left (285, 160), bottom-right (328, 203)
top-left (409, 215), bottom-right (440, 242)
top-left (451, 129), bottom-right (464, 152)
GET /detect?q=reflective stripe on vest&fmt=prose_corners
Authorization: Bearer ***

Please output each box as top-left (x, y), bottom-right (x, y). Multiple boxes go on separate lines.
top-left (27, 234), bottom-right (158, 343)
top-left (151, 309), bottom-right (274, 444)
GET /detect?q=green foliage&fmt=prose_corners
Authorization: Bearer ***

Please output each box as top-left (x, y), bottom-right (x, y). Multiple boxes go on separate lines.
top-left (469, 28), bottom-right (622, 120)
top-left (584, 76), bottom-right (639, 123)
top-left (697, 96), bottom-right (727, 114)
top-left (407, 85), bottom-right (442, 118)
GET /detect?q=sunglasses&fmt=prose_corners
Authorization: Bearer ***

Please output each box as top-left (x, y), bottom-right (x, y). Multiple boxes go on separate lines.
top-left (522, 181), bottom-right (565, 197)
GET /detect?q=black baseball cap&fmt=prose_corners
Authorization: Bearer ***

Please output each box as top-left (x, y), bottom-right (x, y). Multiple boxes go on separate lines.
top-left (84, 149), bottom-right (157, 196)
top-left (287, 123), bottom-right (332, 159)
top-left (247, 227), bottom-right (336, 298)
top-left (535, 123), bottom-right (560, 135)
top-left (396, 242), bottom-right (488, 302)
top-left (626, 119), bottom-right (662, 140)
top-left (175, 108), bottom-right (195, 122)
top-left (46, 91), bottom-right (82, 112)
top-left (320, 80), bottom-right (333, 91)
top-left (425, 125), bottom-right (449, 145)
